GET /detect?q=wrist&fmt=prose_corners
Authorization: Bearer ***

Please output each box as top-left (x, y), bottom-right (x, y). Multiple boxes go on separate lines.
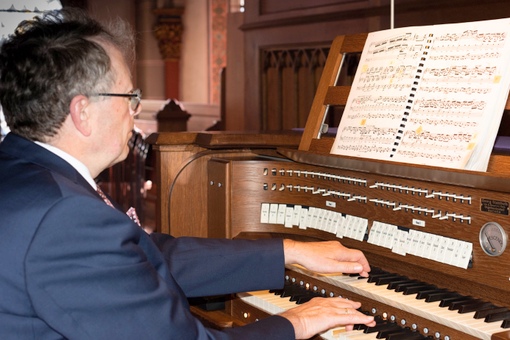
top-left (283, 239), bottom-right (299, 265)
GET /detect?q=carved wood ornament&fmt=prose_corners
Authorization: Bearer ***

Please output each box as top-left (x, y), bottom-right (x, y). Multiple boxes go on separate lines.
top-left (153, 7), bottom-right (184, 61)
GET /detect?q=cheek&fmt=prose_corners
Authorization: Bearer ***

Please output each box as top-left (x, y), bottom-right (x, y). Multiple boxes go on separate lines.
top-left (108, 108), bottom-right (132, 134)
top-left (101, 115), bottom-right (129, 149)
top-left (117, 116), bottom-right (134, 150)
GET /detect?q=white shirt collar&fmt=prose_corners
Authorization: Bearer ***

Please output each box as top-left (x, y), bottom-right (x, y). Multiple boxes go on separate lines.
top-left (34, 141), bottom-right (97, 190)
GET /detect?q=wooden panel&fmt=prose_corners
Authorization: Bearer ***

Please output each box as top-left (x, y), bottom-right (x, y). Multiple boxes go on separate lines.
top-left (281, 65), bottom-right (297, 130)
top-left (146, 131), bottom-right (301, 236)
top-left (324, 86), bottom-right (351, 106)
top-left (208, 159), bottom-right (231, 239)
top-left (148, 141), bottom-right (207, 235)
top-left (265, 67), bottom-right (282, 130)
top-left (262, 47), bottom-right (331, 131)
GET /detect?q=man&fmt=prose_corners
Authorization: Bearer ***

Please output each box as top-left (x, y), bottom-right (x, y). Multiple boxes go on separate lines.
top-left (0, 8), bottom-right (375, 339)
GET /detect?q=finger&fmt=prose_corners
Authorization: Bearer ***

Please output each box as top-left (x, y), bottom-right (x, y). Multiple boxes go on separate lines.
top-left (318, 249), bottom-right (371, 275)
top-left (318, 260), bottom-right (369, 275)
top-left (330, 298), bottom-right (362, 311)
top-left (342, 299), bottom-right (362, 309)
top-left (340, 249), bottom-right (371, 273)
top-left (335, 313), bottom-right (376, 328)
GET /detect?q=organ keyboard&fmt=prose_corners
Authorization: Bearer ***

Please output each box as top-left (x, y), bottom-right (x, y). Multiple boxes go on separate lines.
top-left (234, 264), bottom-right (510, 339)
top-left (148, 32), bottom-right (510, 339)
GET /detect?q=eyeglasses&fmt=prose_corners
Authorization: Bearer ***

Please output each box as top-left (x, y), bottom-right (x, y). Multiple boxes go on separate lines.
top-left (94, 88), bottom-right (142, 114)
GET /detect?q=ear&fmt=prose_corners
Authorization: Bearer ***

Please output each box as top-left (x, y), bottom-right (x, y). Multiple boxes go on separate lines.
top-left (69, 95), bottom-right (92, 137)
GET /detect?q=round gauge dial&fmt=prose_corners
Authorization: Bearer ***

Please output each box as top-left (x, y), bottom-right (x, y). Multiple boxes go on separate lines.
top-left (479, 222), bottom-right (507, 256)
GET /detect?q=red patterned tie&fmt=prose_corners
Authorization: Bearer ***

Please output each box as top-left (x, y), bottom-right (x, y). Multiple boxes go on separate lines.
top-left (126, 207), bottom-right (141, 227)
top-left (96, 186), bottom-right (142, 227)
top-left (96, 186), bottom-right (114, 208)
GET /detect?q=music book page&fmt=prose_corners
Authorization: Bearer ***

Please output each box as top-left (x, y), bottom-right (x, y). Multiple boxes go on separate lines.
top-left (330, 18), bottom-right (510, 171)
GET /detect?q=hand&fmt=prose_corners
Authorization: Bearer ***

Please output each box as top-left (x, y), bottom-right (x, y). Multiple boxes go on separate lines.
top-left (283, 240), bottom-right (371, 277)
top-left (279, 297), bottom-right (376, 339)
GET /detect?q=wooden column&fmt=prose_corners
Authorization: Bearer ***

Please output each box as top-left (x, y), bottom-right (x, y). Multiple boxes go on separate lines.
top-left (153, 7), bottom-right (184, 100)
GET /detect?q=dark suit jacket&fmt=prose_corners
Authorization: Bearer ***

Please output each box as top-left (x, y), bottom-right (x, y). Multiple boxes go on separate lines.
top-left (0, 133), bottom-right (295, 339)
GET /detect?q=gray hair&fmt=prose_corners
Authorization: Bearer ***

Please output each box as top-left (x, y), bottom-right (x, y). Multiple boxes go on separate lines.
top-left (0, 8), bottom-right (135, 141)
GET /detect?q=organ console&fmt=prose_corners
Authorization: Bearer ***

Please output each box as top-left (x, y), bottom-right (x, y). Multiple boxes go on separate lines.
top-left (147, 33), bottom-right (510, 339)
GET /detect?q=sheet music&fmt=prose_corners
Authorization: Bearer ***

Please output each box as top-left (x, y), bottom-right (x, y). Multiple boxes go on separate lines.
top-left (330, 18), bottom-right (510, 171)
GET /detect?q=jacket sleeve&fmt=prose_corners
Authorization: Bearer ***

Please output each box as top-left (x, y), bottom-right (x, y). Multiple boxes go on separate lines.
top-left (150, 232), bottom-right (286, 297)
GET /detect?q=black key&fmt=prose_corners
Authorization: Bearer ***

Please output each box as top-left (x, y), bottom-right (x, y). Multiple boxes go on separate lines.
top-left (353, 311), bottom-right (374, 330)
top-left (293, 291), bottom-right (321, 304)
top-left (449, 298), bottom-right (482, 311)
top-left (400, 333), bottom-right (426, 340)
top-left (353, 323), bottom-right (368, 331)
top-left (279, 288), bottom-right (294, 297)
top-left (295, 295), bottom-right (315, 304)
top-left (425, 291), bottom-right (457, 303)
top-left (501, 319), bottom-right (510, 328)
top-left (485, 310), bottom-right (510, 323)
top-left (388, 279), bottom-right (416, 290)
top-left (403, 284), bottom-right (436, 295)
top-left (375, 315), bottom-right (385, 322)
top-left (439, 296), bottom-right (470, 308)
top-left (364, 321), bottom-right (392, 333)
top-left (281, 284), bottom-right (305, 298)
top-left (289, 292), bottom-right (309, 302)
top-left (299, 289), bottom-right (322, 304)
top-left (387, 329), bottom-right (426, 340)
top-left (363, 268), bottom-right (385, 280)
top-left (475, 306), bottom-right (509, 319)
top-left (376, 323), bottom-right (403, 338)
top-left (394, 282), bottom-right (425, 293)
top-left (416, 288), bottom-right (449, 300)
top-left (375, 275), bottom-right (408, 286)
top-left (368, 273), bottom-right (395, 283)
top-left (458, 301), bottom-right (494, 314)
top-left (380, 330), bottom-right (407, 339)
top-left (370, 267), bottom-right (386, 274)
